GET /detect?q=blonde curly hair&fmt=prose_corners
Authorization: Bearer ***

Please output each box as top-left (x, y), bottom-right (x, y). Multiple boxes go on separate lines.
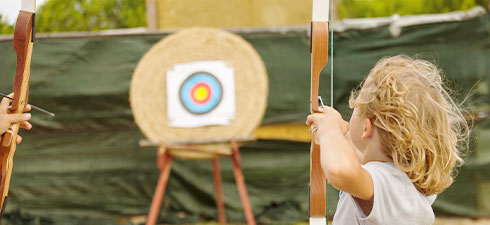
top-left (349, 55), bottom-right (469, 195)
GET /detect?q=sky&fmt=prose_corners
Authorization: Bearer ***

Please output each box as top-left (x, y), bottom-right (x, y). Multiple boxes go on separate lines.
top-left (0, 0), bottom-right (48, 24)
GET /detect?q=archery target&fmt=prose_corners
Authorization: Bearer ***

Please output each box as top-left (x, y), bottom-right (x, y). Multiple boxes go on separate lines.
top-left (166, 61), bottom-right (235, 127)
top-left (130, 27), bottom-right (268, 143)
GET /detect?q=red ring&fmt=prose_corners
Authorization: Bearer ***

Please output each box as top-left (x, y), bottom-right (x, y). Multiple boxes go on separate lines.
top-left (190, 82), bottom-right (212, 105)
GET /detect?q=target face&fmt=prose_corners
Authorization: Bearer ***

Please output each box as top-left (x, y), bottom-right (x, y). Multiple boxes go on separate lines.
top-left (165, 60), bottom-right (235, 128)
top-left (131, 28), bottom-right (267, 140)
top-left (179, 72), bottom-right (223, 114)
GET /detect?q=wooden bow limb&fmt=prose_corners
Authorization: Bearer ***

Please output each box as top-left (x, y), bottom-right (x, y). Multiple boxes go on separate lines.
top-left (309, 0), bottom-right (330, 224)
top-left (0, 1), bottom-right (36, 222)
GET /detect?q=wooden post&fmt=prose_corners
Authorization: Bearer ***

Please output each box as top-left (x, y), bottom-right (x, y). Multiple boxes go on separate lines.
top-left (230, 139), bottom-right (256, 225)
top-left (212, 158), bottom-right (227, 224)
top-left (145, 0), bottom-right (157, 30)
top-left (146, 145), bottom-right (173, 225)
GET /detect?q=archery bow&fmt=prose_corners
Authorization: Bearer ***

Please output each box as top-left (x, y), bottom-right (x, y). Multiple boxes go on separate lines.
top-left (0, 0), bottom-right (36, 222)
top-left (309, 0), bottom-right (329, 225)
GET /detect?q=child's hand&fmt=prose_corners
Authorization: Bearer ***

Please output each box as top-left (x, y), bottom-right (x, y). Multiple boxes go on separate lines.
top-left (0, 93), bottom-right (32, 144)
top-left (306, 106), bottom-right (349, 143)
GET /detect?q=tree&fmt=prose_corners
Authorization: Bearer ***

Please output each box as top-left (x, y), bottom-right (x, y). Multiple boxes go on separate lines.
top-left (36, 0), bottom-right (146, 33)
top-left (0, 14), bottom-right (13, 34)
top-left (3, 0), bottom-right (488, 33)
top-left (337, 0), bottom-right (488, 18)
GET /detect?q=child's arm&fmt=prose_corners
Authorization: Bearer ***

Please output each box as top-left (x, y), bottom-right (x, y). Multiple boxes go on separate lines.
top-left (306, 107), bottom-right (373, 201)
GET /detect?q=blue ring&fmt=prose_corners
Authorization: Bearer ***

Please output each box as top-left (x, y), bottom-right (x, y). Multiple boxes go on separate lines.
top-left (179, 72), bottom-right (223, 114)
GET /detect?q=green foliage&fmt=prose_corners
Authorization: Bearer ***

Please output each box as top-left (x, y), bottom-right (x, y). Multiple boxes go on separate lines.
top-left (337, 0), bottom-right (489, 18)
top-left (36, 0), bottom-right (146, 33)
top-left (0, 14), bottom-right (13, 34)
top-left (3, 0), bottom-right (487, 33)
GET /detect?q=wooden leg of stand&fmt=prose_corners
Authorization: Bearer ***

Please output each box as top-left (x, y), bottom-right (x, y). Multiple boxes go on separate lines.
top-left (146, 146), bottom-right (173, 225)
top-left (212, 157), bottom-right (227, 224)
top-left (230, 139), bottom-right (256, 225)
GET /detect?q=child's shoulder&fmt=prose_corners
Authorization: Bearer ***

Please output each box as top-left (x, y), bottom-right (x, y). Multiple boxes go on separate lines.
top-left (362, 160), bottom-right (437, 206)
top-left (341, 161), bottom-right (437, 224)
top-left (362, 161), bottom-right (418, 189)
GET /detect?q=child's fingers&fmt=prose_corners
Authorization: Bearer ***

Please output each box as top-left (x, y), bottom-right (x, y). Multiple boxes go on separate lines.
top-left (320, 105), bottom-right (336, 113)
top-left (309, 126), bottom-right (317, 134)
top-left (16, 135), bottom-right (22, 144)
top-left (306, 114), bottom-right (313, 126)
top-left (306, 114), bottom-right (321, 126)
top-left (20, 121), bottom-right (32, 130)
top-left (322, 106), bottom-right (337, 114)
top-left (24, 104), bottom-right (32, 112)
top-left (0, 94), bottom-right (12, 113)
top-left (7, 113), bottom-right (31, 123)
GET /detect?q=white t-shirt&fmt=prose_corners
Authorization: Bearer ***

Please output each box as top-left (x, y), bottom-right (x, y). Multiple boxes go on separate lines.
top-left (332, 161), bottom-right (437, 225)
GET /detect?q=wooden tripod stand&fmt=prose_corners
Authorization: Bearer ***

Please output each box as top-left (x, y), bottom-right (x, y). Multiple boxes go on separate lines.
top-left (143, 138), bottom-right (256, 225)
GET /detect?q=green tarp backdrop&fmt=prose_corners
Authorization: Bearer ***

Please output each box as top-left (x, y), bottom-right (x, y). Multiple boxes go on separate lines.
top-left (0, 13), bottom-right (488, 225)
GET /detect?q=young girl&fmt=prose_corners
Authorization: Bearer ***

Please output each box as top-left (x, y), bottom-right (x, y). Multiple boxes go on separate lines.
top-left (306, 55), bottom-right (469, 224)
